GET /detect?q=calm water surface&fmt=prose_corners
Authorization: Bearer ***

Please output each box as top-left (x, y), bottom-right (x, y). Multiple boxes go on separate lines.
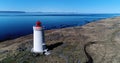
top-left (0, 13), bottom-right (119, 41)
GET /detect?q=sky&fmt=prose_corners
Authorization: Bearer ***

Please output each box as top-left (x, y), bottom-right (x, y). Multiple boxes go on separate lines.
top-left (0, 0), bottom-right (120, 13)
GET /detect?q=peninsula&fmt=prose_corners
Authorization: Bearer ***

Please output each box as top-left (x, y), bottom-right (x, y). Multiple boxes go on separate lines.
top-left (0, 17), bottom-right (120, 63)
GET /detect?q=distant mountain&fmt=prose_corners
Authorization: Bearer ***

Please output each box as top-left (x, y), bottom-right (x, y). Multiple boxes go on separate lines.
top-left (0, 11), bottom-right (82, 16)
top-left (0, 11), bottom-right (26, 13)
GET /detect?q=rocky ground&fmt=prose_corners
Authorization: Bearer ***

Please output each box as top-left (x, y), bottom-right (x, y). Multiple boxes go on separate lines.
top-left (1, 17), bottom-right (120, 63)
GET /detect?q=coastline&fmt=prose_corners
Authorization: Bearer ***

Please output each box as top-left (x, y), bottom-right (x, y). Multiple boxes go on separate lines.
top-left (1, 16), bottom-right (120, 63)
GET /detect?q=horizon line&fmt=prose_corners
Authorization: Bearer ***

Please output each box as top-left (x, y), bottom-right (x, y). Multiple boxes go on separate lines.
top-left (0, 11), bottom-right (120, 14)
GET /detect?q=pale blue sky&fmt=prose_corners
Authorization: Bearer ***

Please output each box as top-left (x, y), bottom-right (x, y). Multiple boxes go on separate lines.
top-left (0, 0), bottom-right (120, 13)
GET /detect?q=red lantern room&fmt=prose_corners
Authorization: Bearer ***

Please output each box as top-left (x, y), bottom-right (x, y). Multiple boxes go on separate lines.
top-left (36, 21), bottom-right (41, 27)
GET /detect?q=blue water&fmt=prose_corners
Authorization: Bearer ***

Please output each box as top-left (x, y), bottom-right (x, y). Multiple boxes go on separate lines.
top-left (0, 13), bottom-right (120, 41)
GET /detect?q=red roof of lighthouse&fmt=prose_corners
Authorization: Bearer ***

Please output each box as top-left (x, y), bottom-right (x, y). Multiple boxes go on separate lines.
top-left (36, 21), bottom-right (41, 27)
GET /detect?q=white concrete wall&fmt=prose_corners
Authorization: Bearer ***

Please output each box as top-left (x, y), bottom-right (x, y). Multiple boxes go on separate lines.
top-left (33, 26), bottom-right (44, 53)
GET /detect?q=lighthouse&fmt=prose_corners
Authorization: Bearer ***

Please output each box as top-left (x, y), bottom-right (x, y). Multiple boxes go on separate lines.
top-left (32, 21), bottom-right (50, 55)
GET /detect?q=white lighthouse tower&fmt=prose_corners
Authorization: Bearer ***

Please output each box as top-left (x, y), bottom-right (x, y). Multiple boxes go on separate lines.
top-left (32, 21), bottom-right (50, 55)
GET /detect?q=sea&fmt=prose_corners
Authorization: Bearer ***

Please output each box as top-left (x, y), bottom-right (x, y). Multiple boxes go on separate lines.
top-left (0, 13), bottom-right (120, 41)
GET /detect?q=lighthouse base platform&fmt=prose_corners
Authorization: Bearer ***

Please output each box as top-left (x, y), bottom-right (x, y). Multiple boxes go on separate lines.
top-left (31, 48), bottom-right (50, 55)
